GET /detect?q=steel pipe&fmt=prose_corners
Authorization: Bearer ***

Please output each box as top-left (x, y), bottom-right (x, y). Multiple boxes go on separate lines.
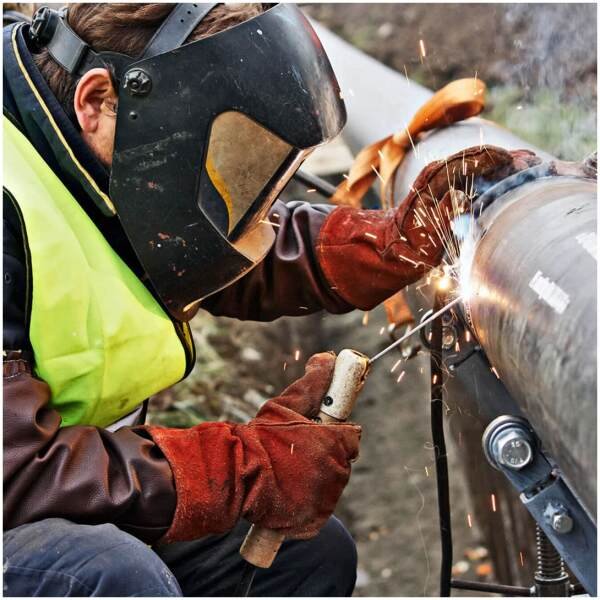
top-left (315, 24), bottom-right (597, 517)
top-left (465, 175), bottom-right (597, 513)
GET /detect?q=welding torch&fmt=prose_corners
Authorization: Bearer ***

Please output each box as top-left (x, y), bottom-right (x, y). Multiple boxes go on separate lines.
top-left (236, 296), bottom-right (463, 596)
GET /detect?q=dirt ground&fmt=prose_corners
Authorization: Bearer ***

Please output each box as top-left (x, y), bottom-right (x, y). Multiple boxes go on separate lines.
top-left (148, 4), bottom-right (597, 596)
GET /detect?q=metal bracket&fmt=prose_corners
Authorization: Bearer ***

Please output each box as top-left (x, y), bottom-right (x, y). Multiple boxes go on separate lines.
top-left (482, 416), bottom-right (597, 596)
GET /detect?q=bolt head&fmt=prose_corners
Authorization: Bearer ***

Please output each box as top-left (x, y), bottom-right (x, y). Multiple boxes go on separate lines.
top-left (495, 430), bottom-right (533, 470)
top-left (552, 512), bottom-right (574, 534)
top-left (124, 69), bottom-right (152, 96)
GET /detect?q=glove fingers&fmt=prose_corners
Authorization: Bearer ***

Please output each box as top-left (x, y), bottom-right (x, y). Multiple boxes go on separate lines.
top-left (262, 352), bottom-right (336, 420)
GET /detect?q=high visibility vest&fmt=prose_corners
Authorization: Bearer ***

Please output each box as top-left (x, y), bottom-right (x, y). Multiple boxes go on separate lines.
top-left (3, 116), bottom-right (193, 427)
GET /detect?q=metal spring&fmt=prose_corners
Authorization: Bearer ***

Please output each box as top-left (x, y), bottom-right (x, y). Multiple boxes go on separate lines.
top-left (535, 526), bottom-right (566, 580)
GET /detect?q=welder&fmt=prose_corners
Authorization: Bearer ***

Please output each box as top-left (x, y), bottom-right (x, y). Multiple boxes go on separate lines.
top-left (3, 3), bottom-right (538, 596)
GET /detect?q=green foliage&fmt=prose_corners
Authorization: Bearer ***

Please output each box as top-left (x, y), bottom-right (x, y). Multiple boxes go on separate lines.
top-left (486, 86), bottom-right (597, 160)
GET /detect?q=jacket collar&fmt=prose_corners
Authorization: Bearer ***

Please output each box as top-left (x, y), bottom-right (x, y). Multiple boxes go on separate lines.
top-left (3, 22), bottom-right (115, 217)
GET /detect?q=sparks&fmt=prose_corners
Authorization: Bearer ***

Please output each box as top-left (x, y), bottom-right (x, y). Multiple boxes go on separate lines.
top-left (432, 374), bottom-right (438, 384)
top-left (371, 164), bottom-right (385, 184)
top-left (362, 312), bottom-right (369, 326)
top-left (365, 232), bottom-right (378, 240)
top-left (379, 326), bottom-right (386, 335)
top-left (425, 466), bottom-right (429, 477)
top-left (391, 359), bottom-right (402, 373)
top-left (294, 349), bottom-right (300, 361)
top-left (283, 361), bottom-right (287, 371)
top-left (465, 330), bottom-right (471, 342)
top-left (491, 493), bottom-right (497, 512)
top-left (491, 366), bottom-right (500, 379)
top-left (397, 370), bottom-right (406, 383)
top-left (519, 551), bottom-right (525, 567)
top-left (259, 219), bottom-right (280, 228)
top-left (290, 443), bottom-right (294, 455)
top-left (467, 513), bottom-right (473, 528)
top-left (437, 275), bottom-right (452, 291)
top-left (306, 188), bottom-right (317, 194)
top-left (419, 39), bottom-right (426, 58)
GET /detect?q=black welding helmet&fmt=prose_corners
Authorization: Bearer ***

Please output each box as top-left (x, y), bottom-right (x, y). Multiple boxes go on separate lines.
top-left (29, 3), bottom-right (346, 321)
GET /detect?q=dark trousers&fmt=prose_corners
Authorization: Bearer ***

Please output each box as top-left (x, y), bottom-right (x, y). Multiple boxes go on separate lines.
top-left (3, 517), bottom-right (357, 597)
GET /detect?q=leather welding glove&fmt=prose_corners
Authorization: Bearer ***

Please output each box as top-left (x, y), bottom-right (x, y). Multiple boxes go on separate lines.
top-left (317, 145), bottom-right (540, 310)
top-left (148, 352), bottom-right (360, 543)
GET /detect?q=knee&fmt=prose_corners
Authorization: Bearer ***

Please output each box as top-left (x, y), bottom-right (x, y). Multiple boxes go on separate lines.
top-left (4, 519), bottom-right (181, 597)
top-left (317, 516), bottom-right (358, 595)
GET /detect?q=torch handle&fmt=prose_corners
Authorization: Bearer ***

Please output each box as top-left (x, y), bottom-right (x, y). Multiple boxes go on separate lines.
top-left (240, 349), bottom-right (370, 569)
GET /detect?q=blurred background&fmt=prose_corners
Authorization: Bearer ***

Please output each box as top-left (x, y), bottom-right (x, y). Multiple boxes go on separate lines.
top-left (6, 2), bottom-right (595, 596)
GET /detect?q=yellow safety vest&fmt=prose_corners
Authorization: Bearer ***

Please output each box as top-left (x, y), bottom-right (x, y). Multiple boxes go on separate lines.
top-left (3, 116), bottom-right (194, 427)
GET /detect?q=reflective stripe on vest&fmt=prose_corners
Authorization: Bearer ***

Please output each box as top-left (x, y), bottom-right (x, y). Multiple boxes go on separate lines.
top-left (3, 117), bottom-right (188, 427)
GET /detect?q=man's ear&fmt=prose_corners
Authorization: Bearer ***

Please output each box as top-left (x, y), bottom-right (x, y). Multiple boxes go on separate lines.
top-left (73, 68), bottom-right (117, 133)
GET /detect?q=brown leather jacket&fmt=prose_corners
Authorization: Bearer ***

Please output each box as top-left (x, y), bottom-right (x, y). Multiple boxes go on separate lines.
top-left (3, 198), bottom-right (353, 543)
top-left (3, 24), bottom-right (353, 542)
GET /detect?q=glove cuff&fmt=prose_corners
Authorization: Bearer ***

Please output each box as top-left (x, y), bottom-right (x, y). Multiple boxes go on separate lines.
top-left (148, 422), bottom-right (244, 543)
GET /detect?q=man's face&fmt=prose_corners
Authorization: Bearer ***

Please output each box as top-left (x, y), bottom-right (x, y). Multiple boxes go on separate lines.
top-left (73, 68), bottom-right (117, 167)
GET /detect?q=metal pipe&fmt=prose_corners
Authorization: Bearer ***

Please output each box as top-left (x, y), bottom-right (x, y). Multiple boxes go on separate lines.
top-left (465, 175), bottom-right (597, 515)
top-left (315, 24), bottom-right (597, 517)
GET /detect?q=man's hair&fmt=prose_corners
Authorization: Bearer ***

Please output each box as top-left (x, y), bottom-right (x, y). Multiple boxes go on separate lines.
top-left (33, 3), bottom-right (265, 123)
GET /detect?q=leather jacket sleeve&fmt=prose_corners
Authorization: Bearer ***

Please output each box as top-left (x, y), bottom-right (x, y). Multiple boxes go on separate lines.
top-left (3, 358), bottom-right (177, 543)
top-left (200, 199), bottom-right (354, 320)
top-left (3, 205), bottom-right (177, 543)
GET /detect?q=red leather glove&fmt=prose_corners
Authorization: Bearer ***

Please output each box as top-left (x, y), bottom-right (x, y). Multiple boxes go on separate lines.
top-left (317, 145), bottom-right (540, 310)
top-left (148, 352), bottom-right (361, 543)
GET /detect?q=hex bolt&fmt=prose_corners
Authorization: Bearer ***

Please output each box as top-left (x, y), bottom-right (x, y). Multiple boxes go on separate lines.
top-left (492, 428), bottom-right (534, 470)
top-left (546, 505), bottom-right (574, 535)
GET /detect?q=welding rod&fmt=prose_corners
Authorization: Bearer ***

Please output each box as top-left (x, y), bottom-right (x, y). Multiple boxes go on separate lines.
top-left (369, 295), bottom-right (463, 363)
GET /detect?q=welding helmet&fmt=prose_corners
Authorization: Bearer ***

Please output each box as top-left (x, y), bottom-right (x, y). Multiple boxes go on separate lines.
top-left (29, 3), bottom-right (346, 320)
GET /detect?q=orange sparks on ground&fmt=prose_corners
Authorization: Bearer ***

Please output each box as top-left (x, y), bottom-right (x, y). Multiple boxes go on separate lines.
top-left (362, 312), bottom-right (369, 326)
top-left (467, 513), bottom-right (473, 528)
top-left (491, 366), bottom-right (500, 379)
top-left (419, 39), bottom-right (426, 58)
top-left (294, 350), bottom-right (300, 361)
top-left (491, 493), bottom-right (497, 512)
top-left (365, 232), bottom-right (378, 240)
top-left (519, 552), bottom-right (525, 567)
